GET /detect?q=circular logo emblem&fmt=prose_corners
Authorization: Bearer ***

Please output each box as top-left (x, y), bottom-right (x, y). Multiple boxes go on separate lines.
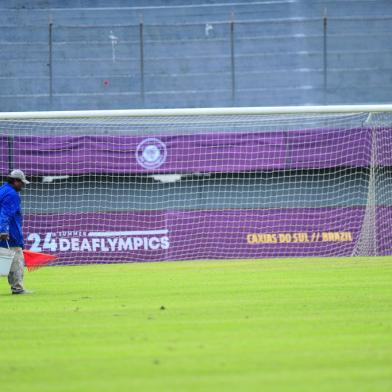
top-left (136, 138), bottom-right (167, 169)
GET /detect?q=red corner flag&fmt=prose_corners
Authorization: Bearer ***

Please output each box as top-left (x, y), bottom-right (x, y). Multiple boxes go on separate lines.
top-left (23, 250), bottom-right (57, 271)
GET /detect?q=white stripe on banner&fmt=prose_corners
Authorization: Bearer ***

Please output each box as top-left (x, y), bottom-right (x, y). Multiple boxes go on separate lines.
top-left (88, 230), bottom-right (169, 237)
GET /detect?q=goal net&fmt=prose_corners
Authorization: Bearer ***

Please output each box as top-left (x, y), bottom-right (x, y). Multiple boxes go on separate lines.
top-left (0, 105), bottom-right (391, 264)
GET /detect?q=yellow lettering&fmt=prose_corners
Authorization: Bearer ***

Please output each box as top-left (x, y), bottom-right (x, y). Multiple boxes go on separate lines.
top-left (321, 231), bottom-right (353, 242)
top-left (293, 233), bottom-right (309, 242)
top-left (247, 234), bottom-right (256, 244)
top-left (279, 233), bottom-right (292, 243)
top-left (247, 233), bottom-right (279, 244)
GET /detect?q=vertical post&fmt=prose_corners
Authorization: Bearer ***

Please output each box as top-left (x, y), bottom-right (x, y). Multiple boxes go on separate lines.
top-left (323, 8), bottom-right (328, 104)
top-left (48, 21), bottom-right (53, 104)
top-left (139, 15), bottom-right (145, 105)
top-left (7, 137), bottom-right (13, 173)
top-left (230, 12), bottom-right (236, 106)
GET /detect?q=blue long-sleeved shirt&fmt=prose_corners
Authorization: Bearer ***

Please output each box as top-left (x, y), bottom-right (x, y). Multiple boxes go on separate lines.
top-left (0, 183), bottom-right (24, 248)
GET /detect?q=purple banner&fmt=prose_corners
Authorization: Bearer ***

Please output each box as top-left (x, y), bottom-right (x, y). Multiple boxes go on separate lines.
top-left (7, 127), bottom-right (390, 175)
top-left (23, 206), bottom-right (391, 264)
top-left (12, 133), bottom-right (287, 175)
top-left (377, 129), bottom-right (392, 166)
top-left (285, 128), bottom-right (371, 169)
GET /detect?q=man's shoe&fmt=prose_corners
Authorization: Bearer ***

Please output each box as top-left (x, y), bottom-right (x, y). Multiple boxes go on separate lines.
top-left (12, 289), bottom-right (33, 295)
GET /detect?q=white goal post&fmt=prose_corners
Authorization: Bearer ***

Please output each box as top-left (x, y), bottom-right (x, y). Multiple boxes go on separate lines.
top-left (0, 104), bottom-right (391, 264)
top-left (1, 104), bottom-right (392, 120)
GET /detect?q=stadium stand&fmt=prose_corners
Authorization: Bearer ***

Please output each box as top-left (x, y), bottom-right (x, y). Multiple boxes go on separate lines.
top-left (1, 0), bottom-right (392, 111)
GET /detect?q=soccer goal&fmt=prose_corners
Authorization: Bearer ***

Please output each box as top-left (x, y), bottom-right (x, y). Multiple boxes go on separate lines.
top-left (0, 104), bottom-right (391, 264)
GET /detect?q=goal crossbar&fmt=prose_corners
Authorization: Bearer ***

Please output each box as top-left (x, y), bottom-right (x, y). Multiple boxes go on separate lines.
top-left (1, 104), bottom-right (392, 120)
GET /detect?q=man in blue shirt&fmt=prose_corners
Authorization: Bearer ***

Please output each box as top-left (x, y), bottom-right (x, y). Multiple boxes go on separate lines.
top-left (0, 169), bottom-right (31, 294)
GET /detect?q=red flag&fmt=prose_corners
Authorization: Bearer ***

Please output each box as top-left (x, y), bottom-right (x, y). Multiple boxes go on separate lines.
top-left (23, 250), bottom-right (57, 271)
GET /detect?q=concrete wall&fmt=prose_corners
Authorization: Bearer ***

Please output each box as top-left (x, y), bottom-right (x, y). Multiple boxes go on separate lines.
top-left (1, 0), bottom-right (392, 111)
top-left (11, 168), bottom-right (391, 213)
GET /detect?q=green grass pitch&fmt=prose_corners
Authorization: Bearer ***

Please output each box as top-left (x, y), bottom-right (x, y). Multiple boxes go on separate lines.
top-left (1, 257), bottom-right (392, 392)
